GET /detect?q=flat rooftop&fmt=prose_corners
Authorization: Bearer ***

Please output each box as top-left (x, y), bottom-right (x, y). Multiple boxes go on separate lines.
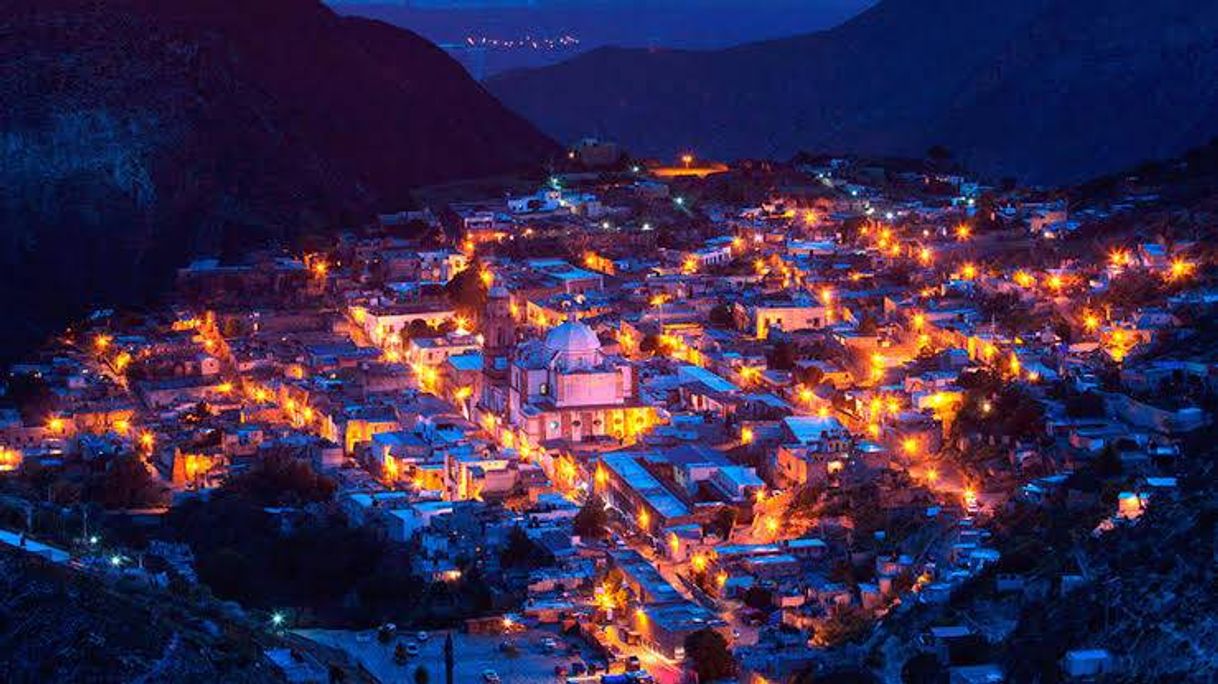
top-left (601, 453), bottom-right (690, 521)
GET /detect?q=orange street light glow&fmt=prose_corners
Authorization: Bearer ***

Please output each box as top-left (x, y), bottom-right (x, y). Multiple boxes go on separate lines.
top-left (691, 553), bottom-right (707, 572)
top-left (1168, 258), bottom-right (1195, 281)
top-left (955, 224), bottom-right (972, 241)
top-left (963, 488), bottom-right (978, 508)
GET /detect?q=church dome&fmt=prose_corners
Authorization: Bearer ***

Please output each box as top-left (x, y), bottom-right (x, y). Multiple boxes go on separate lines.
top-left (544, 319), bottom-right (602, 356)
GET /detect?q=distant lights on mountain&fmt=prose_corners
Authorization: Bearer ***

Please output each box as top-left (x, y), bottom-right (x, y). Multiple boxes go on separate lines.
top-left (464, 33), bottom-right (580, 50)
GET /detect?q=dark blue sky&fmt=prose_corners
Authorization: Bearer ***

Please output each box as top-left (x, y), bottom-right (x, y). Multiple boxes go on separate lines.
top-left (333, 0), bottom-right (876, 76)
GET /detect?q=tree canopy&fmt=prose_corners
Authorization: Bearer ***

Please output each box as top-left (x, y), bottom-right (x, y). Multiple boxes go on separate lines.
top-left (573, 494), bottom-right (609, 540)
top-left (684, 628), bottom-right (736, 681)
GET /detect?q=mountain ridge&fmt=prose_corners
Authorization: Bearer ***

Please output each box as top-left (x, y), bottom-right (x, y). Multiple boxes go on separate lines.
top-left (0, 0), bottom-right (557, 360)
top-left (487, 0), bottom-right (1218, 185)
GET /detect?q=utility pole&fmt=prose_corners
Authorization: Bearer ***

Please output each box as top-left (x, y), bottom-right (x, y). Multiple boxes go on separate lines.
top-left (443, 631), bottom-right (454, 684)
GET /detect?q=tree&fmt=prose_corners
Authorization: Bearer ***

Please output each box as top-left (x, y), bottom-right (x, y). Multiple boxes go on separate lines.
top-left (902, 653), bottom-right (942, 684)
top-left (742, 586), bottom-right (772, 611)
top-left (794, 364), bottom-right (824, 387)
top-left (407, 318), bottom-right (436, 340)
top-left (573, 494), bottom-right (609, 540)
top-left (814, 604), bottom-right (872, 647)
top-left (707, 507), bottom-right (737, 540)
top-left (6, 372), bottom-right (58, 424)
top-left (857, 315), bottom-right (878, 336)
top-left (684, 628), bottom-right (736, 681)
top-left (1065, 391), bottom-right (1106, 418)
top-left (926, 144), bottom-right (953, 166)
top-left (708, 303), bottom-right (735, 329)
top-left (445, 260), bottom-right (489, 322)
top-left (768, 341), bottom-right (797, 370)
top-left (500, 526), bottom-right (554, 569)
top-left (222, 448), bottom-right (336, 506)
top-left (1094, 444), bottom-right (1124, 478)
top-left (85, 454), bottom-right (169, 510)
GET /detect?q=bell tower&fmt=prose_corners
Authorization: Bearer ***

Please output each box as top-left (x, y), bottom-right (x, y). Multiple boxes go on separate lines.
top-left (481, 286), bottom-right (516, 412)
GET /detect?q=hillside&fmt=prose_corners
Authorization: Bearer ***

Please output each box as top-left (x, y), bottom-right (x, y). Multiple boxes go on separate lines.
top-left (487, 0), bottom-right (1218, 185)
top-left (0, 548), bottom-right (274, 683)
top-left (0, 0), bottom-right (556, 360)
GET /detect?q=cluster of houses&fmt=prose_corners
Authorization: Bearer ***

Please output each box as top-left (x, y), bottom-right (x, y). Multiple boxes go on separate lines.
top-left (3, 154), bottom-right (1211, 682)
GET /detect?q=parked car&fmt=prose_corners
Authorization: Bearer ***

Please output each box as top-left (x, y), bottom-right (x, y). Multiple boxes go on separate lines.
top-left (482, 670), bottom-right (501, 683)
top-left (377, 623), bottom-right (397, 643)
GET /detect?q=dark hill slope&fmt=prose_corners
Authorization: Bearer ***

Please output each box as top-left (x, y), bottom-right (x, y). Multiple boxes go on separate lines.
top-left (487, 0), bottom-right (1218, 185)
top-left (0, 0), bottom-right (556, 359)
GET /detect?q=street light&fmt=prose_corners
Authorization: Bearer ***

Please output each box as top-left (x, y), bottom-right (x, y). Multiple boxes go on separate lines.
top-left (271, 612), bottom-right (285, 627)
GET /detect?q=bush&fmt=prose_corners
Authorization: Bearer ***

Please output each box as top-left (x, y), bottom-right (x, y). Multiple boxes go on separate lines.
top-left (573, 494), bottom-right (609, 540)
top-left (684, 628), bottom-right (735, 681)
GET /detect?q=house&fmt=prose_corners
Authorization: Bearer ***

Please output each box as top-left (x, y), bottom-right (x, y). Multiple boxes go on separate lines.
top-left (774, 415), bottom-right (852, 486)
top-left (752, 300), bottom-right (830, 339)
top-left (1062, 649), bottom-right (1115, 678)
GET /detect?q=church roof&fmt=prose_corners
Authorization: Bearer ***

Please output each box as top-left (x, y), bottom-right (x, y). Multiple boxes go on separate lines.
top-left (544, 319), bottom-right (601, 356)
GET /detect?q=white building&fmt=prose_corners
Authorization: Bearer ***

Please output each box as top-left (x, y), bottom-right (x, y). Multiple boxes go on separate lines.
top-left (508, 317), bottom-right (654, 445)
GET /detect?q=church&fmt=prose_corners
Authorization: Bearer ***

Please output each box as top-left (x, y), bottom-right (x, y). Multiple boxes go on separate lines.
top-left (506, 315), bottom-right (655, 446)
